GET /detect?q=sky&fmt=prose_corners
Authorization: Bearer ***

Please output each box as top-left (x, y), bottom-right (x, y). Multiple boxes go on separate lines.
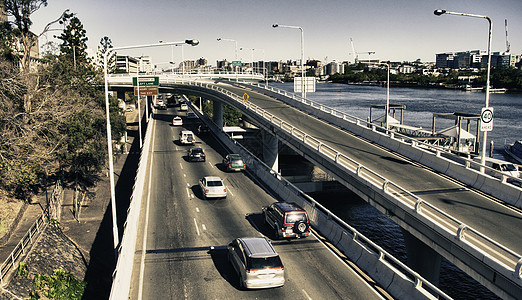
top-left (26, 0), bottom-right (522, 67)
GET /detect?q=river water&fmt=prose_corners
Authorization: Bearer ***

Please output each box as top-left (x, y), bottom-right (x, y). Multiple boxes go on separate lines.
top-left (270, 82), bottom-right (522, 299)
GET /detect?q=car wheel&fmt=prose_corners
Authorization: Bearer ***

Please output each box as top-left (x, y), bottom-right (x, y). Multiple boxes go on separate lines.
top-left (294, 221), bottom-right (309, 234)
top-left (238, 273), bottom-right (243, 289)
top-left (274, 226), bottom-right (280, 239)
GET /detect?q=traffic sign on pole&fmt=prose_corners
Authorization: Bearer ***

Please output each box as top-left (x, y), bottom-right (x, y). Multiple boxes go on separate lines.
top-left (133, 76), bottom-right (159, 87)
top-left (480, 107), bottom-right (494, 132)
top-left (134, 86), bottom-right (159, 96)
top-left (243, 93), bottom-right (249, 101)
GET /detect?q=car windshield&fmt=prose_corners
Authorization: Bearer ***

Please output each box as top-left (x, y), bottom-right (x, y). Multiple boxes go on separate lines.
top-left (286, 212), bottom-right (307, 224)
top-left (207, 180), bottom-right (223, 187)
top-left (248, 256), bottom-right (282, 270)
top-left (192, 149), bottom-right (203, 154)
top-left (502, 164), bottom-right (517, 172)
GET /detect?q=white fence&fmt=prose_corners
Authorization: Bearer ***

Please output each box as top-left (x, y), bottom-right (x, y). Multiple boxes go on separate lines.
top-left (186, 99), bottom-right (452, 300)
top-left (175, 80), bottom-right (522, 297)
top-left (109, 118), bottom-right (154, 299)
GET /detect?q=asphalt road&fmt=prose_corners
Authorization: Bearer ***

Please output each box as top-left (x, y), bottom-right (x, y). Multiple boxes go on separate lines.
top-left (128, 105), bottom-right (384, 299)
top-left (218, 82), bottom-right (522, 257)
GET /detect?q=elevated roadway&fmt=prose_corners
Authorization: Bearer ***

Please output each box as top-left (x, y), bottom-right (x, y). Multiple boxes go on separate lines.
top-left (107, 75), bottom-right (522, 298)
top-left (167, 80), bottom-right (522, 299)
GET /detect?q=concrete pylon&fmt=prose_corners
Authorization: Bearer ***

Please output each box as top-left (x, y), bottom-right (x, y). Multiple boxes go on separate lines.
top-left (213, 101), bottom-right (223, 129)
top-left (262, 131), bottom-right (279, 173)
top-left (402, 229), bottom-right (442, 286)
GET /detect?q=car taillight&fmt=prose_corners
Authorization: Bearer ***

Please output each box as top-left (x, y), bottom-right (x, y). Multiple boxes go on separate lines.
top-left (224, 188), bottom-right (227, 193)
top-left (205, 189), bottom-right (209, 193)
top-left (228, 164), bottom-right (232, 168)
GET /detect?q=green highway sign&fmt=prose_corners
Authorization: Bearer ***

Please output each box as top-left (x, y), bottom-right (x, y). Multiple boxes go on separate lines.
top-left (133, 76), bottom-right (159, 87)
top-left (231, 61), bottom-right (242, 67)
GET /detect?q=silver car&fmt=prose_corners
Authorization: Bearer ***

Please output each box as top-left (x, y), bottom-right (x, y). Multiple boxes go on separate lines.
top-left (228, 237), bottom-right (285, 289)
top-left (199, 176), bottom-right (227, 199)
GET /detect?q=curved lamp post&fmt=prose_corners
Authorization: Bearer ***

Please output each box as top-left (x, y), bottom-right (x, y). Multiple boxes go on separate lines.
top-left (434, 9), bottom-right (492, 169)
top-left (272, 23), bottom-right (306, 99)
top-left (103, 39), bottom-right (199, 259)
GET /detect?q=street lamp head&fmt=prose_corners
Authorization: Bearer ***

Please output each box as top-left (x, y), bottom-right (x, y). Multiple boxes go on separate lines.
top-left (434, 9), bottom-right (446, 16)
top-left (272, 24), bottom-right (278, 28)
top-left (217, 38), bottom-right (222, 41)
top-left (186, 39), bottom-right (199, 46)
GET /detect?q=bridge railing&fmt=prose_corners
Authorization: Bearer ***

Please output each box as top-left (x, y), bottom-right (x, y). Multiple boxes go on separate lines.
top-left (241, 81), bottom-right (522, 187)
top-left (176, 80), bottom-right (522, 289)
top-left (184, 94), bottom-right (452, 299)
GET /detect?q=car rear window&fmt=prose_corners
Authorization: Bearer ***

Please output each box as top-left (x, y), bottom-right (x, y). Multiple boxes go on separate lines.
top-left (286, 212), bottom-right (307, 224)
top-left (231, 159), bottom-right (243, 165)
top-left (248, 256), bottom-right (283, 270)
top-left (207, 180), bottom-right (223, 187)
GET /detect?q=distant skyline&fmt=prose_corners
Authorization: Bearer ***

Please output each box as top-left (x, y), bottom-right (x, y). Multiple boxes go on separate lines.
top-left (26, 0), bottom-right (522, 66)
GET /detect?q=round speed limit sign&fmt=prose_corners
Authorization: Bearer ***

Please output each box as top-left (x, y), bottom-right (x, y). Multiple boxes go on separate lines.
top-left (480, 107), bottom-right (494, 132)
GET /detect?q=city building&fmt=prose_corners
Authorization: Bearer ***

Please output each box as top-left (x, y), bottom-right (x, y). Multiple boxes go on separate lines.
top-left (436, 50), bottom-right (521, 70)
top-left (116, 55), bottom-right (152, 73)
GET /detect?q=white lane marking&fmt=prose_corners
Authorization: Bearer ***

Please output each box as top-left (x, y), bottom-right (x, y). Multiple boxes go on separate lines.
top-left (186, 182), bottom-right (190, 187)
top-left (196, 207), bottom-right (200, 213)
top-left (186, 187), bottom-right (191, 198)
top-left (208, 161), bottom-right (214, 168)
top-left (227, 187), bottom-right (234, 196)
top-left (302, 289), bottom-right (312, 300)
top-left (194, 218), bottom-right (200, 236)
top-left (138, 119), bottom-right (156, 300)
top-left (179, 162), bottom-right (183, 170)
top-left (202, 224), bottom-right (207, 231)
top-left (183, 173), bottom-right (187, 178)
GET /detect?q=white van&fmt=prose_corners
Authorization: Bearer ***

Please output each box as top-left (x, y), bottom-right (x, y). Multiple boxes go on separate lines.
top-left (179, 130), bottom-right (195, 145)
top-left (474, 157), bottom-right (520, 180)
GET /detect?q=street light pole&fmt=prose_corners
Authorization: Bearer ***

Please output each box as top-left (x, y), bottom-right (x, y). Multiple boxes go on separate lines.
top-left (434, 9), bottom-right (492, 170)
top-left (273, 24), bottom-right (306, 99)
top-left (103, 39), bottom-right (199, 260)
top-left (217, 38), bottom-right (238, 79)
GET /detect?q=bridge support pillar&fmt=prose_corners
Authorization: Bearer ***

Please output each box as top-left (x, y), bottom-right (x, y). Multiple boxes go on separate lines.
top-left (116, 91), bottom-right (126, 102)
top-left (262, 131), bottom-right (279, 173)
top-left (402, 229), bottom-right (441, 286)
top-left (213, 101), bottom-right (223, 129)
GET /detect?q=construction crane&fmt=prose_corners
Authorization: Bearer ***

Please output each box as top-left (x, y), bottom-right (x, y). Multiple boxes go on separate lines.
top-left (349, 38), bottom-right (375, 65)
top-left (505, 19), bottom-right (511, 53)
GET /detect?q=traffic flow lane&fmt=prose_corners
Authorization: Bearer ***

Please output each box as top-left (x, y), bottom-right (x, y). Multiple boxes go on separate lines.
top-left (130, 108), bottom-right (386, 299)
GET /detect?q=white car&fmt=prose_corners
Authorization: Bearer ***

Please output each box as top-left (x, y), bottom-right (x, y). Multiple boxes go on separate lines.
top-left (199, 176), bottom-right (227, 199)
top-left (180, 103), bottom-right (188, 111)
top-left (172, 116), bottom-right (183, 126)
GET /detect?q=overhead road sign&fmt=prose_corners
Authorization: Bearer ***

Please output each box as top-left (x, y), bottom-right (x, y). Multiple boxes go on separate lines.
top-left (134, 86), bottom-right (158, 96)
top-left (231, 61), bottom-right (242, 67)
top-left (133, 76), bottom-right (159, 87)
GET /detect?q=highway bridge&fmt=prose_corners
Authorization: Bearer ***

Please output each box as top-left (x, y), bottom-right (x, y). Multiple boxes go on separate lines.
top-left (108, 74), bottom-right (522, 299)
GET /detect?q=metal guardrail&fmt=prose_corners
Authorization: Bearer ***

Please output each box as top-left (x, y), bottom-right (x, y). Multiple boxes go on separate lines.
top-left (0, 179), bottom-right (60, 287)
top-left (243, 81), bottom-right (522, 186)
top-left (0, 211), bottom-right (48, 285)
top-left (173, 80), bottom-right (522, 284)
top-left (185, 99), bottom-right (452, 299)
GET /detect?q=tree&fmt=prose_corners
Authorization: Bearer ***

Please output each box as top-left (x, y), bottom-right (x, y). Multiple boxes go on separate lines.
top-left (95, 36), bottom-right (116, 73)
top-left (56, 15), bottom-right (88, 70)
